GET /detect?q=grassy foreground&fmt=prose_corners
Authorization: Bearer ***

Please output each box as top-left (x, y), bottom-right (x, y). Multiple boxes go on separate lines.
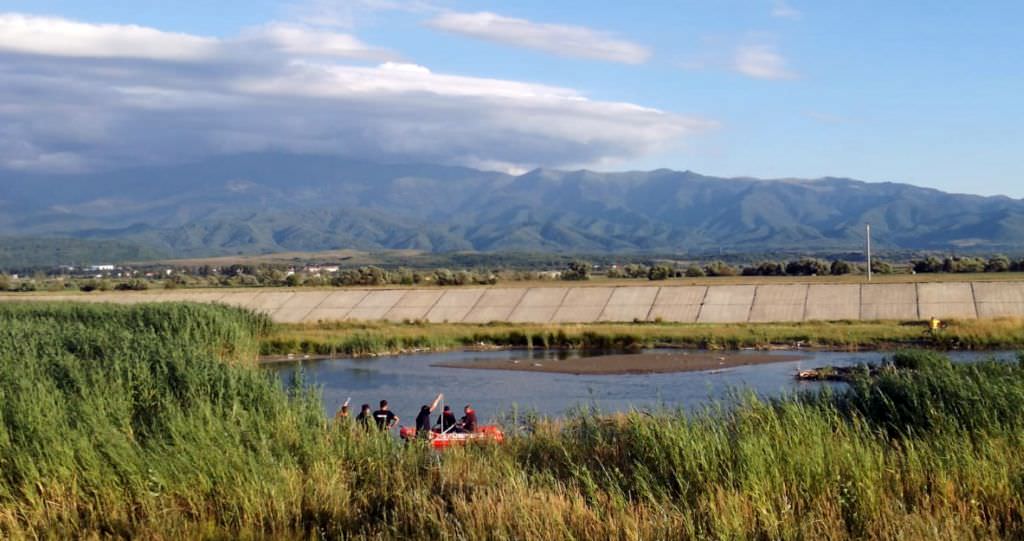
top-left (263, 317), bottom-right (1024, 357)
top-left (3, 302), bottom-right (1024, 539)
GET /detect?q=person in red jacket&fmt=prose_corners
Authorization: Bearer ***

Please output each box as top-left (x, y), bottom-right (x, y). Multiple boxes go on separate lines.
top-left (460, 404), bottom-right (478, 433)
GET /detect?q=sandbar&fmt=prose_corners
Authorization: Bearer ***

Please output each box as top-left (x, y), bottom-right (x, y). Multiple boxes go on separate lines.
top-left (434, 351), bottom-right (806, 375)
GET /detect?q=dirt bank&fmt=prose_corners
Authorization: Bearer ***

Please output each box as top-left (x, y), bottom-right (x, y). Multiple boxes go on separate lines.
top-left (434, 351), bottom-right (807, 375)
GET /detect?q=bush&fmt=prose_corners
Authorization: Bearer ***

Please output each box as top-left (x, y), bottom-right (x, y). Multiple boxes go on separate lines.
top-left (115, 279), bottom-right (150, 291)
top-left (943, 257), bottom-right (985, 273)
top-left (78, 279), bottom-right (99, 292)
top-left (830, 260), bottom-right (853, 275)
top-left (870, 260), bottom-right (894, 274)
top-left (785, 258), bottom-right (830, 276)
top-left (704, 261), bottom-right (737, 277)
top-left (561, 260), bottom-right (591, 281)
top-left (986, 255), bottom-right (1011, 273)
top-left (684, 265), bottom-right (706, 277)
top-left (913, 257), bottom-right (943, 273)
top-left (647, 264), bottom-right (674, 281)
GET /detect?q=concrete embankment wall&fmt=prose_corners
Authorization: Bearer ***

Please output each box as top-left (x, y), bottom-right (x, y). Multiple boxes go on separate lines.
top-left (5, 281), bottom-right (1024, 324)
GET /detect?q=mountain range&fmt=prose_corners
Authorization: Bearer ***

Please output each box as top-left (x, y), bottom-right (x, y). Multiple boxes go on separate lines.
top-left (2, 153), bottom-right (1022, 259)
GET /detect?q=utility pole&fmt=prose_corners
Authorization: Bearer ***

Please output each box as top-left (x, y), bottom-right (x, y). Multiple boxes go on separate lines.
top-left (866, 223), bottom-right (872, 282)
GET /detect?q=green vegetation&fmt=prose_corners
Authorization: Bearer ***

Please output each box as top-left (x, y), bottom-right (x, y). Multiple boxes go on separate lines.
top-left (560, 260), bottom-right (591, 281)
top-left (263, 317), bottom-right (1024, 357)
top-left (0, 236), bottom-right (168, 269)
top-left (3, 302), bottom-right (1024, 538)
top-left (914, 255), bottom-right (1024, 274)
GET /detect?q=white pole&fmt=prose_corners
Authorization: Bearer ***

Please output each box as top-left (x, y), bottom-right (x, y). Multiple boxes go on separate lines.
top-left (866, 223), bottom-right (872, 282)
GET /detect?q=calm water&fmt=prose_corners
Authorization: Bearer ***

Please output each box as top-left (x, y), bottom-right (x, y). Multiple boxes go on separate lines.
top-left (267, 349), bottom-right (1019, 424)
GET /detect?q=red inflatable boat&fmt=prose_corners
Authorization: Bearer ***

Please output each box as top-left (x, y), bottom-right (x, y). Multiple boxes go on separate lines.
top-left (399, 425), bottom-right (505, 449)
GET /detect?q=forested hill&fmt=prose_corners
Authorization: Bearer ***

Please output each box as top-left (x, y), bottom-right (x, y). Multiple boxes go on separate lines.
top-left (2, 153), bottom-right (1022, 257)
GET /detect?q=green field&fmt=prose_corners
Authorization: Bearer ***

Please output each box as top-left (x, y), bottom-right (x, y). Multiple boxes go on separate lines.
top-left (3, 302), bottom-right (1024, 538)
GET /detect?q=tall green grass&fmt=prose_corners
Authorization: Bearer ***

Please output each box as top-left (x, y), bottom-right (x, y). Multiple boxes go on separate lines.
top-left (264, 317), bottom-right (1024, 357)
top-left (2, 302), bottom-right (1024, 538)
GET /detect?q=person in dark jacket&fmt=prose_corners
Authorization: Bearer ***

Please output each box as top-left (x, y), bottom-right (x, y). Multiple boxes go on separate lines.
top-left (436, 405), bottom-right (458, 433)
top-left (460, 404), bottom-right (478, 433)
top-left (355, 404), bottom-right (372, 429)
top-left (373, 400), bottom-right (399, 430)
top-left (415, 394), bottom-right (444, 437)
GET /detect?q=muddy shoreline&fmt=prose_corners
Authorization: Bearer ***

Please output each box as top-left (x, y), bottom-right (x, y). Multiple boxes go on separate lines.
top-left (433, 351), bottom-right (807, 375)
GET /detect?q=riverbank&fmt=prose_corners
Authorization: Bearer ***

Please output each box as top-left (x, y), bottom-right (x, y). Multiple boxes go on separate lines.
top-left (261, 317), bottom-right (1024, 359)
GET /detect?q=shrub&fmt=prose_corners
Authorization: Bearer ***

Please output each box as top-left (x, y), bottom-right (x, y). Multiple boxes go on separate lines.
top-left (704, 261), bottom-right (737, 277)
top-left (684, 265), bottom-right (706, 277)
top-left (913, 257), bottom-right (943, 273)
top-left (870, 260), bottom-right (894, 274)
top-left (115, 279), bottom-right (150, 291)
top-left (561, 260), bottom-right (591, 281)
top-left (647, 264), bottom-right (674, 281)
top-left (785, 258), bottom-right (830, 276)
top-left (830, 260), bottom-right (853, 275)
top-left (986, 255), bottom-right (1012, 273)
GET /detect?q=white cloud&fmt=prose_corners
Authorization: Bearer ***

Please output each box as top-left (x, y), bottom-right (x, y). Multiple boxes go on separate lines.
top-left (0, 13), bottom-right (708, 173)
top-left (241, 22), bottom-right (397, 60)
top-left (0, 13), bottom-right (219, 61)
top-left (771, 1), bottom-right (801, 19)
top-left (285, 0), bottom-right (439, 29)
top-left (734, 44), bottom-right (795, 80)
top-left (425, 11), bottom-right (650, 64)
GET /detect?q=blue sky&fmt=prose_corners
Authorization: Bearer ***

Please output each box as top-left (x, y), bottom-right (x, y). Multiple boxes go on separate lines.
top-left (1, 0), bottom-right (1021, 196)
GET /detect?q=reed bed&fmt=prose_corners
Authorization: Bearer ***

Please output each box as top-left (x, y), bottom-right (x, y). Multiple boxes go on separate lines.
top-left (1, 302), bottom-right (1023, 539)
top-left (263, 317), bottom-right (1024, 357)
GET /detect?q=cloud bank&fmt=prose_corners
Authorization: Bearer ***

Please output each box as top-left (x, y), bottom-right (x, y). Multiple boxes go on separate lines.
top-left (0, 13), bottom-right (702, 173)
top-left (426, 11), bottom-right (651, 64)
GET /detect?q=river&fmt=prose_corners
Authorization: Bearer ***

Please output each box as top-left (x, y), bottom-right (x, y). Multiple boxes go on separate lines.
top-left (266, 349), bottom-right (1019, 424)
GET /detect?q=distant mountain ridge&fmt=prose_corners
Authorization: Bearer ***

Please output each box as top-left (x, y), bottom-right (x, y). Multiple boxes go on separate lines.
top-left (1, 153), bottom-right (1022, 257)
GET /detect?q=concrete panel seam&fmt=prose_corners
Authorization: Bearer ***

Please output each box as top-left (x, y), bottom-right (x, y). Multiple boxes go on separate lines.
top-left (298, 291), bottom-right (334, 323)
top-left (858, 284), bottom-right (864, 320)
top-left (508, 287), bottom-right (530, 318)
top-left (595, 286), bottom-right (618, 322)
top-left (338, 290), bottom-right (371, 320)
top-left (970, 282), bottom-right (981, 319)
top-left (914, 283), bottom-right (921, 320)
top-left (548, 287), bottom-right (573, 323)
top-left (644, 287), bottom-right (661, 322)
top-left (458, 288), bottom-right (489, 323)
top-left (695, 286), bottom-right (710, 323)
top-left (743, 287), bottom-right (754, 323)
top-left (747, 286), bottom-right (759, 323)
top-left (423, 290), bottom-right (447, 321)
top-left (801, 284), bottom-right (810, 322)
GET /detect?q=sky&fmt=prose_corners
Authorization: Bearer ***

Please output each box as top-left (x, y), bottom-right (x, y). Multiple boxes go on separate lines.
top-left (0, 0), bottom-right (1021, 196)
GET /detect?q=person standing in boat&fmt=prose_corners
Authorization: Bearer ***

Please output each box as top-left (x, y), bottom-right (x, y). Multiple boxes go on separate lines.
top-left (373, 400), bottom-right (399, 431)
top-left (334, 397), bottom-right (351, 425)
top-left (460, 404), bottom-right (478, 433)
top-left (436, 405), bottom-right (458, 433)
top-left (355, 404), bottom-right (373, 429)
top-left (415, 394), bottom-right (444, 438)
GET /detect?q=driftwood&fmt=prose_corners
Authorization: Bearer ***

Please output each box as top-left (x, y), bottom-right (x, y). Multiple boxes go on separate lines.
top-left (795, 363), bottom-right (895, 382)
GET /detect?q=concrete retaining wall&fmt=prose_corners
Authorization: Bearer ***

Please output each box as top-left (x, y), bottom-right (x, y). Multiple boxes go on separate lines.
top-left (5, 281), bottom-right (1024, 324)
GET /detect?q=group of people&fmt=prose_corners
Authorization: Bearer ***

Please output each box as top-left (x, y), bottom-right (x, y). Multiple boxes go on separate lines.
top-left (334, 394), bottom-right (478, 435)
